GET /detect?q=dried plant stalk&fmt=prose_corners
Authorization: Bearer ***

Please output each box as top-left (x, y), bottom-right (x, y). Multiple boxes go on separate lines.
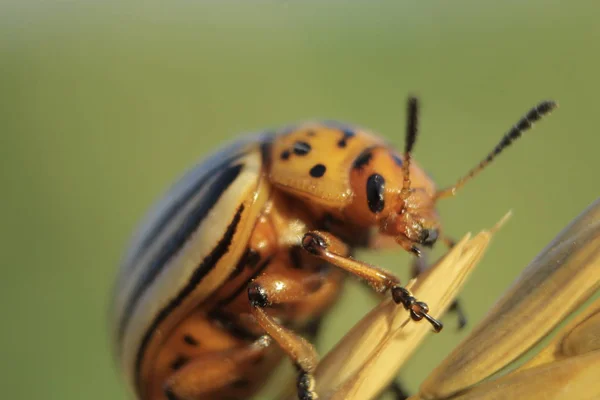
top-left (515, 297), bottom-right (600, 371)
top-left (409, 298), bottom-right (600, 400)
top-left (304, 213), bottom-right (509, 400)
top-left (419, 198), bottom-right (600, 399)
top-left (444, 350), bottom-right (600, 400)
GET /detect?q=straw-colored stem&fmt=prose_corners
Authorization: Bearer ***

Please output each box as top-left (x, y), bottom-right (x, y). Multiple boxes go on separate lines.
top-left (419, 198), bottom-right (600, 399)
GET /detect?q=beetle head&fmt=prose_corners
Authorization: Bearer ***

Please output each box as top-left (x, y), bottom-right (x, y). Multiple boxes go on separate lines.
top-left (347, 96), bottom-right (558, 256)
top-left (346, 145), bottom-right (440, 256)
top-left (381, 188), bottom-right (441, 256)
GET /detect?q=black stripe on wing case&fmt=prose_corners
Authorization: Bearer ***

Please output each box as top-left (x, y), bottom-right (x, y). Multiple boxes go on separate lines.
top-left (216, 256), bottom-right (273, 307)
top-left (118, 163), bottom-right (244, 343)
top-left (127, 152), bottom-right (245, 273)
top-left (134, 203), bottom-right (246, 388)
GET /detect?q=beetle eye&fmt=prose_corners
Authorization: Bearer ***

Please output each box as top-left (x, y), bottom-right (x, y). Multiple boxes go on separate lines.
top-left (420, 228), bottom-right (439, 247)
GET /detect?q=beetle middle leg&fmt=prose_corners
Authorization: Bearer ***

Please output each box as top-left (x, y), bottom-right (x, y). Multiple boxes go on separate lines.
top-left (163, 335), bottom-right (272, 400)
top-left (247, 271), bottom-right (334, 400)
top-left (301, 230), bottom-right (443, 332)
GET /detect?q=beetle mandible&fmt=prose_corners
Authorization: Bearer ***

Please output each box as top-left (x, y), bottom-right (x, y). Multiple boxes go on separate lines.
top-left (112, 96), bottom-right (557, 400)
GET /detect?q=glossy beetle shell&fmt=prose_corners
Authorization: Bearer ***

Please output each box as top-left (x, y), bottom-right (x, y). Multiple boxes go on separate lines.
top-left (112, 97), bottom-right (558, 399)
top-left (112, 122), bottom-right (437, 399)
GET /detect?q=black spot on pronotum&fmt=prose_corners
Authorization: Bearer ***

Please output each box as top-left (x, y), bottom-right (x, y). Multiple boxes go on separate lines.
top-left (352, 148), bottom-right (373, 170)
top-left (366, 173), bottom-right (385, 213)
top-left (171, 355), bottom-right (190, 371)
top-left (309, 164), bottom-right (327, 178)
top-left (293, 141), bottom-right (312, 156)
top-left (306, 130), bottom-right (316, 137)
top-left (281, 150), bottom-right (291, 160)
top-left (183, 334), bottom-right (199, 346)
top-left (337, 129), bottom-right (356, 148)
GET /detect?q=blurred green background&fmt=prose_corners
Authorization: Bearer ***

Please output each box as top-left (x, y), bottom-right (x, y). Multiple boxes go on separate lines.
top-left (1, 1), bottom-right (598, 399)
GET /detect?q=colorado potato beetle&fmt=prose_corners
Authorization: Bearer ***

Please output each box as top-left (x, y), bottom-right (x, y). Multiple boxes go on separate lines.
top-left (112, 96), bottom-right (557, 400)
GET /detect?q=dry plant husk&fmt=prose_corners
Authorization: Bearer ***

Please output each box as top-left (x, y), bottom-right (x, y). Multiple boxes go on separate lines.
top-left (516, 297), bottom-right (600, 371)
top-left (437, 350), bottom-right (600, 400)
top-left (279, 198), bottom-right (600, 400)
top-left (417, 197), bottom-right (600, 399)
top-left (301, 212), bottom-right (511, 400)
top-left (439, 297), bottom-right (600, 400)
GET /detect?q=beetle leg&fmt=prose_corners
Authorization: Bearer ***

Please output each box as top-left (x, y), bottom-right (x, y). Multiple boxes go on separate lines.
top-left (163, 336), bottom-right (272, 400)
top-left (448, 300), bottom-right (467, 330)
top-left (301, 230), bottom-right (443, 332)
top-left (248, 272), bottom-right (324, 400)
top-left (383, 380), bottom-right (410, 400)
top-left (441, 236), bottom-right (455, 248)
top-left (411, 237), bottom-right (467, 330)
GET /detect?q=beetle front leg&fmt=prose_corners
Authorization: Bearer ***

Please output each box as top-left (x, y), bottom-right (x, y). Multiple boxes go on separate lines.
top-left (248, 272), bottom-right (324, 400)
top-left (302, 230), bottom-right (443, 332)
top-left (412, 236), bottom-right (468, 330)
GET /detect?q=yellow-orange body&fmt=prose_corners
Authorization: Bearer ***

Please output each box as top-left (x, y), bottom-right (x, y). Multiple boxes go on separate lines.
top-left (113, 122), bottom-right (438, 400)
top-left (112, 98), bottom-right (556, 400)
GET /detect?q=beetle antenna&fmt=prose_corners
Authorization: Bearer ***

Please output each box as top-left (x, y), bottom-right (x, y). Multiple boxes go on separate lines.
top-left (401, 96), bottom-right (419, 200)
top-left (435, 100), bottom-right (558, 200)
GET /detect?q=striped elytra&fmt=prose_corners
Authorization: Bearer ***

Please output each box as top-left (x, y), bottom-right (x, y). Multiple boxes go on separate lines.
top-left (112, 97), bottom-right (557, 400)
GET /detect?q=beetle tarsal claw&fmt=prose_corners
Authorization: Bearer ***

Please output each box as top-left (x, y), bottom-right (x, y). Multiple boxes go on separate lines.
top-left (410, 245), bottom-right (422, 257)
top-left (301, 232), bottom-right (328, 255)
top-left (391, 286), bottom-right (443, 332)
top-left (420, 310), bottom-right (444, 333)
top-left (297, 372), bottom-right (318, 400)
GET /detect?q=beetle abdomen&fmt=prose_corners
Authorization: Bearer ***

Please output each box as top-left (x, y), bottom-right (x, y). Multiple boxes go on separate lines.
top-left (112, 136), bottom-right (272, 397)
